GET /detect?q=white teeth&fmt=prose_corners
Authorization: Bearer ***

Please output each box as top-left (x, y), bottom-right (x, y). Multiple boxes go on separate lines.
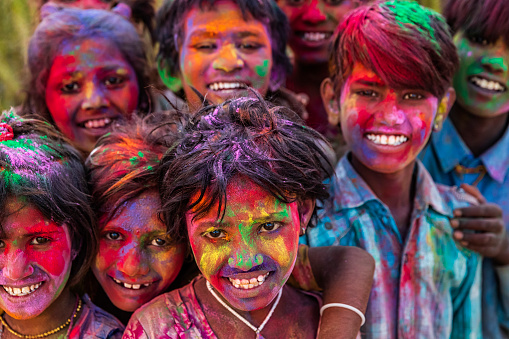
top-left (208, 82), bottom-right (247, 91)
top-left (113, 278), bottom-right (149, 290)
top-left (303, 32), bottom-right (328, 42)
top-left (366, 134), bottom-right (408, 146)
top-left (3, 282), bottom-right (42, 297)
top-left (84, 117), bottom-right (112, 129)
top-left (470, 76), bottom-right (506, 92)
top-left (228, 272), bottom-right (270, 290)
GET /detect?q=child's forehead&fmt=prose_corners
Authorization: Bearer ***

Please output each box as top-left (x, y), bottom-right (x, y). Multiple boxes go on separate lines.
top-left (183, 1), bottom-right (270, 38)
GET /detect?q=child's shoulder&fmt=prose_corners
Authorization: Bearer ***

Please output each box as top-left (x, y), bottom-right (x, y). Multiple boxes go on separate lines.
top-left (72, 294), bottom-right (125, 339)
top-left (435, 183), bottom-right (479, 210)
top-left (124, 278), bottom-right (208, 338)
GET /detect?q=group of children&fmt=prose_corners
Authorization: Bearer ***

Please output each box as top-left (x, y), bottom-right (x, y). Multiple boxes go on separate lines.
top-left (0, 0), bottom-right (508, 338)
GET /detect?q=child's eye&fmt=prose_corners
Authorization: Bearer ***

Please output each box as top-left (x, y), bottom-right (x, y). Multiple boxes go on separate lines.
top-left (30, 237), bottom-right (50, 245)
top-left (61, 82), bottom-right (80, 93)
top-left (403, 93), bottom-right (424, 100)
top-left (105, 232), bottom-right (123, 241)
top-left (204, 229), bottom-right (227, 239)
top-left (0, 240), bottom-right (5, 249)
top-left (238, 42), bottom-right (261, 50)
top-left (357, 90), bottom-right (378, 97)
top-left (259, 221), bottom-right (283, 233)
top-left (468, 36), bottom-right (490, 46)
top-left (195, 43), bottom-right (217, 51)
top-left (104, 76), bottom-right (124, 86)
top-left (150, 238), bottom-right (167, 247)
top-left (325, 0), bottom-right (347, 5)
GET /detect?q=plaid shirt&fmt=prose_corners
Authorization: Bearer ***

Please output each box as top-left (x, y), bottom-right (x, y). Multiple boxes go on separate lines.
top-left (302, 156), bottom-right (482, 339)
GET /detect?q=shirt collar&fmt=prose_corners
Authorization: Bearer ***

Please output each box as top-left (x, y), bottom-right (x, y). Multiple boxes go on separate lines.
top-left (430, 118), bottom-right (471, 173)
top-left (330, 155), bottom-right (452, 217)
top-left (478, 124), bottom-right (509, 183)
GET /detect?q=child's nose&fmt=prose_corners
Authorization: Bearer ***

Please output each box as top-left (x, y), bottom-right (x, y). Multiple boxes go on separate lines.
top-left (2, 249), bottom-right (34, 281)
top-left (481, 55), bottom-right (508, 74)
top-left (212, 44), bottom-right (245, 73)
top-left (301, 0), bottom-right (327, 24)
top-left (117, 246), bottom-right (150, 277)
top-left (81, 82), bottom-right (109, 111)
top-left (228, 251), bottom-right (264, 271)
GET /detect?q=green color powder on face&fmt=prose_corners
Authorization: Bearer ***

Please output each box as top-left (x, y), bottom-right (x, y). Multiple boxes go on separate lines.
top-left (138, 151), bottom-right (144, 157)
top-left (254, 60), bottom-right (270, 78)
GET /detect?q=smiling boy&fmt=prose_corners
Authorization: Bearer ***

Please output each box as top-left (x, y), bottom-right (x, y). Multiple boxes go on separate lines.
top-left (420, 0), bottom-right (509, 337)
top-left (155, 0), bottom-right (310, 117)
top-left (305, 1), bottom-right (482, 338)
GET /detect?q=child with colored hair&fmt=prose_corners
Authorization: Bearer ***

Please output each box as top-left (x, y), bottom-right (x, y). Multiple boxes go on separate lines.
top-left (310, 1), bottom-right (482, 337)
top-left (86, 112), bottom-right (189, 324)
top-left (420, 0), bottom-right (509, 336)
top-left (23, 5), bottom-right (152, 154)
top-left (123, 95), bottom-right (375, 338)
top-left (0, 110), bottom-right (123, 337)
top-left (155, 0), bottom-right (308, 118)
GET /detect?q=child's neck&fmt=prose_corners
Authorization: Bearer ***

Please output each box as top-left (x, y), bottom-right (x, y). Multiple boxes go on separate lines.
top-left (449, 103), bottom-right (509, 157)
top-left (350, 155), bottom-right (416, 240)
top-left (194, 277), bottom-right (319, 338)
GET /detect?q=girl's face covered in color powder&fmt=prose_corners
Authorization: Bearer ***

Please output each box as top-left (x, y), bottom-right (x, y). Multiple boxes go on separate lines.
top-left (278, 0), bottom-right (358, 64)
top-left (186, 177), bottom-right (312, 312)
top-left (339, 63), bottom-right (440, 173)
top-left (178, 1), bottom-right (273, 108)
top-left (93, 191), bottom-right (186, 312)
top-left (0, 198), bottom-right (73, 320)
top-left (45, 38), bottom-right (139, 154)
top-left (453, 31), bottom-right (509, 118)
top-left (48, 0), bottom-right (112, 9)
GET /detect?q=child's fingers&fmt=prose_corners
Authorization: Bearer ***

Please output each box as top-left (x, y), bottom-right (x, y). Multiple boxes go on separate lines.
top-left (451, 217), bottom-right (505, 233)
top-left (454, 230), bottom-right (500, 246)
top-left (453, 203), bottom-right (503, 218)
top-left (459, 183), bottom-right (486, 203)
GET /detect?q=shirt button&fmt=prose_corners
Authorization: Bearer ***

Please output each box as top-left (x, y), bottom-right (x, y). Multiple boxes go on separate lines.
top-left (324, 222), bottom-right (333, 230)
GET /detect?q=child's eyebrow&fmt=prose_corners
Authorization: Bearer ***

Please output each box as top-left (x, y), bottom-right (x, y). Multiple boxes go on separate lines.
top-left (353, 79), bottom-right (386, 87)
top-left (195, 211), bottom-right (291, 228)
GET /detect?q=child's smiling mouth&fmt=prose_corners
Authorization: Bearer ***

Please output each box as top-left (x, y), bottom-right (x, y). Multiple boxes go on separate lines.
top-left (468, 75), bottom-right (507, 93)
top-left (365, 133), bottom-right (409, 146)
top-left (228, 272), bottom-right (270, 290)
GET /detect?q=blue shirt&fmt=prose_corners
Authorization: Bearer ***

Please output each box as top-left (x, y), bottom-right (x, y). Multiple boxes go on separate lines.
top-left (421, 118), bottom-right (509, 338)
top-left (303, 156), bottom-right (482, 339)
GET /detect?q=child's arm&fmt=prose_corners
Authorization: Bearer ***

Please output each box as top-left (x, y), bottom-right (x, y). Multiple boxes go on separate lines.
top-left (451, 184), bottom-right (508, 264)
top-left (289, 245), bottom-right (375, 339)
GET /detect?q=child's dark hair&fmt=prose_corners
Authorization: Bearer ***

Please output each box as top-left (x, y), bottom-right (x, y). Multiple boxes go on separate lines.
top-left (444, 0), bottom-right (509, 46)
top-left (330, 0), bottom-right (458, 98)
top-left (86, 112), bottom-right (178, 226)
top-left (156, 0), bottom-right (292, 91)
top-left (23, 6), bottom-right (151, 122)
top-left (158, 92), bottom-right (332, 243)
top-left (0, 110), bottom-right (96, 290)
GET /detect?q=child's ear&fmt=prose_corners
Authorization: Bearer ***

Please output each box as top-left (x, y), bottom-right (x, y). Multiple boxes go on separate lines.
top-left (433, 87), bottom-right (456, 131)
top-left (298, 199), bottom-right (316, 235)
top-left (157, 57), bottom-right (183, 92)
top-left (321, 78), bottom-right (341, 126)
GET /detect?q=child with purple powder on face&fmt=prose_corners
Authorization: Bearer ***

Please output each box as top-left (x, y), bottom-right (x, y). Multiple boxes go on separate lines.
top-left (123, 96), bottom-right (375, 338)
top-left (420, 0), bottom-right (509, 336)
top-left (307, 1), bottom-right (483, 337)
top-left (0, 110), bottom-right (123, 338)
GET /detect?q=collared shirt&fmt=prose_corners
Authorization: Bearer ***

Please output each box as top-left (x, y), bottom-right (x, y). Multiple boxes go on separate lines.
top-left (421, 118), bottom-right (509, 338)
top-left (303, 156), bottom-right (482, 339)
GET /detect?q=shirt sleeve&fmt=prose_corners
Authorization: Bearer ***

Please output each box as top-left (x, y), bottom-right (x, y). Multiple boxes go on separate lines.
top-left (122, 318), bottom-right (150, 339)
top-left (287, 244), bottom-right (321, 292)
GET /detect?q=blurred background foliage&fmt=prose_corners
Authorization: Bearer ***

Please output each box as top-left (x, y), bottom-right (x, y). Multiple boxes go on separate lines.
top-left (0, 0), bottom-right (442, 111)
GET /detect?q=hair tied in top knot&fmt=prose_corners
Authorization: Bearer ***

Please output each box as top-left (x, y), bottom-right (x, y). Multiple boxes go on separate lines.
top-left (0, 123), bottom-right (14, 142)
